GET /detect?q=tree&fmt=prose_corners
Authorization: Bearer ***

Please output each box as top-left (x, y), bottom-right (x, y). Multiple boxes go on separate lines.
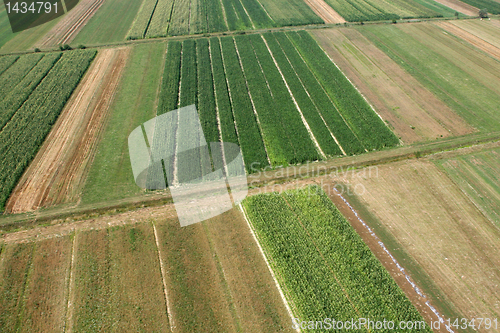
top-left (479, 9), bottom-right (488, 18)
top-left (454, 11), bottom-right (459, 19)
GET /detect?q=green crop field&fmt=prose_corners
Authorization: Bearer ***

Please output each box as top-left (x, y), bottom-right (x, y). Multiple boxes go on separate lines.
top-left (357, 23), bottom-right (500, 132)
top-left (127, 0), bottom-right (322, 39)
top-left (324, 0), bottom-right (461, 22)
top-left (242, 186), bottom-right (431, 331)
top-left (458, 0), bottom-right (500, 14)
top-left (156, 32), bottom-right (397, 174)
top-left (0, 50), bottom-right (96, 212)
top-left (437, 147), bottom-right (500, 229)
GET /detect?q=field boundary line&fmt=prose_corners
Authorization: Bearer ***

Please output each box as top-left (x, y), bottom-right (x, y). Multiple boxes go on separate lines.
top-left (63, 231), bottom-right (77, 333)
top-left (260, 35), bottom-right (326, 159)
top-left (239, 203), bottom-right (300, 332)
top-left (152, 222), bottom-right (175, 332)
top-left (233, 37), bottom-right (272, 165)
top-left (218, 0), bottom-right (230, 30)
top-left (237, 0), bottom-right (256, 29)
top-left (254, 0), bottom-right (275, 25)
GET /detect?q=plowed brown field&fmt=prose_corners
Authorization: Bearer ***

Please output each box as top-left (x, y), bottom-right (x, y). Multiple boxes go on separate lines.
top-left (6, 47), bottom-right (130, 214)
top-left (303, 0), bottom-right (346, 23)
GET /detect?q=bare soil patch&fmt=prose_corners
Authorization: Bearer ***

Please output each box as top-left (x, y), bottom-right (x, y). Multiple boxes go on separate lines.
top-left (303, 0), bottom-right (346, 23)
top-left (432, 0), bottom-right (479, 16)
top-left (331, 160), bottom-right (500, 329)
top-left (6, 47), bottom-right (130, 214)
top-left (436, 21), bottom-right (500, 60)
top-left (35, 0), bottom-right (105, 48)
top-left (313, 28), bottom-right (473, 144)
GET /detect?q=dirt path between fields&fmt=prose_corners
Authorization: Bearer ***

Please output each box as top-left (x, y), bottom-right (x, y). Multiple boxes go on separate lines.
top-left (1, 204), bottom-right (177, 244)
top-left (6, 48), bottom-right (130, 214)
top-left (303, 0), bottom-right (346, 23)
top-left (34, 0), bottom-right (105, 48)
top-left (432, 0), bottom-right (479, 16)
top-left (436, 21), bottom-right (500, 60)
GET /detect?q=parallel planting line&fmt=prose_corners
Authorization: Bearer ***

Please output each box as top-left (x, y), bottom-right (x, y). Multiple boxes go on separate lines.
top-left (273, 34), bottom-right (346, 155)
top-left (284, 33), bottom-right (366, 153)
top-left (260, 35), bottom-right (326, 159)
top-left (152, 222), bottom-right (175, 332)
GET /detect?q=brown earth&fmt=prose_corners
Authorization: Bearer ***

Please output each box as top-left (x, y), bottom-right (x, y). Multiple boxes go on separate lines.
top-left (313, 28), bottom-right (474, 144)
top-left (432, 0), bottom-right (479, 16)
top-left (35, 0), bottom-right (105, 48)
top-left (303, 0), bottom-right (346, 23)
top-left (329, 160), bottom-right (500, 331)
top-left (445, 19), bottom-right (500, 49)
top-left (6, 47), bottom-right (130, 214)
top-left (20, 237), bottom-right (72, 332)
top-left (435, 21), bottom-right (500, 61)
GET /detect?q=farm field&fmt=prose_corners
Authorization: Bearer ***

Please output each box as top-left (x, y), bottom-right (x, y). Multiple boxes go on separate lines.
top-left (157, 32), bottom-right (397, 175)
top-left (435, 19), bottom-right (500, 60)
top-left (432, 0), bottom-right (479, 16)
top-left (81, 43), bottom-right (165, 204)
top-left (0, 206), bottom-right (292, 332)
top-left (457, 0), bottom-right (500, 13)
top-left (0, 49), bottom-right (96, 213)
top-left (323, 0), bottom-right (460, 22)
top-left (34, 0), bottom-right (106, 48)
top-left (312, 27), bottom-right (473, 144)
top-left (333, 159), bottom-right (500, 329)
top-left (242, 186), bottom-right (431, 331)
top-left (436, 146), bottom-right (500, 229)
top-left (71, 0), bottom-right (144, 45)
top-left (127, 0), bottom-right (323, 39)
top-left (357, 22), bottom-right (500, 133)
top-left (6, 48), bottom-right (130, 214)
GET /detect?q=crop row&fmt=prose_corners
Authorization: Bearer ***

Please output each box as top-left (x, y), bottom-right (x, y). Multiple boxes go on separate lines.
top-left (0, 50), bottom-right (96, 212)
top-left (127, 0), bottom-right (325, 40)
top-left (288, 31), bottom-right (399, 151)
top-left (262, 33), bottom-right (342, 157)
top-left (145, 0), bottom-right (175, 38)
top-left (127, 0), bottom-right (159, 39)
top-left (272, 32), bottom-right (365, 155)
top-left (242, 186), bottom-right (432, 331)
top-left (0, 55), bottom-right (19, 77)
top-left (0, 53), bottom-right (43, 101)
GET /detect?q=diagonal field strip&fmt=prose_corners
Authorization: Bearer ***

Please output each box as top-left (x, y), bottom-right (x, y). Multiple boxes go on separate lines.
top-left (280, 195), bottom-right (371, 332)
top-left (238, 203), bottom-right (300, 332)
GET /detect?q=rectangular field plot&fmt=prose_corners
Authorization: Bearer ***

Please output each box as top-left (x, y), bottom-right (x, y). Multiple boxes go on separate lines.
top-left (437, 147), bottom-right (500, 229)
top-left (0, 237), bottom-right (72, 332)
top-left (127, 0), bottom-right (323, 39)
top-left (323, 0), bottom-right (457, 22)
top-left (158, 32), bottom-right (397, 173)
top-left (71, 225), bottom-right (170, 332)
top-left (358, 22), bottom-right (500, 133)
top-left (242, 186), bottom-right (430, 330)
top-left (336, 159), bottom-right (500, 326)
top-left (154, 208), bottom-right (292, 332)
top-left (0, 50), bottom-right (96, 212)
top-left (312, 27), bottom-right (473, 144)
